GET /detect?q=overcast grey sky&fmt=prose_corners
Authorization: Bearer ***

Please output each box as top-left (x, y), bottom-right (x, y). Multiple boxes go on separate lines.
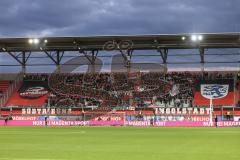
top-left (0, 0), bottom-right (240, 73)
top-left (0, 0), bottom-right (240, 37)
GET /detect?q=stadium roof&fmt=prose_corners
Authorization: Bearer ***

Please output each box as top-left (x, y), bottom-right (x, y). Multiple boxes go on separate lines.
top-left (0, 33), bottom-right (240, 73)
top-left (0, 32), bottom-right (240, 52)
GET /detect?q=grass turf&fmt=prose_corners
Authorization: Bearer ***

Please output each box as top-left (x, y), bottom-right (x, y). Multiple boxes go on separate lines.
top-left (0, 127), bottom-right (240, 160)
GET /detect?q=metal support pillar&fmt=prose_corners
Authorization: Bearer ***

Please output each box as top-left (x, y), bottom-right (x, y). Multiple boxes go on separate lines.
top-left (81, 50), bottom-right (98, 65)
top-left (158, 48), bottom-right (168, 73)
top-left (44, 51), bottom-right (64, 72)
top-left (80, 50), bottom-right (99, 73)
top-left (56, 51), bottom-right (61, 73)
top-left (22, 51), bottom-right (26, 73)
top-left (199, 47), bottom-right (205, 73)
top-left (7, 52), bottom-right (23, 65)
top-left (7, 51), bottom-right (31, 73)
top-left (119, 49), bottom-right (133, 72)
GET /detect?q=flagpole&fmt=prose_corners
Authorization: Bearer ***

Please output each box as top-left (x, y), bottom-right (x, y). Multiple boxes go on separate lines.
top-left (210, 97), bottom-right (213, 126)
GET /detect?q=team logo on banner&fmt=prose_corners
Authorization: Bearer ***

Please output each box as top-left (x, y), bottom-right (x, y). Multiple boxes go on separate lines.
top-left (20, 86), bottom-right (48, 99)
top-left (201, 84), bottom-right (229, 99)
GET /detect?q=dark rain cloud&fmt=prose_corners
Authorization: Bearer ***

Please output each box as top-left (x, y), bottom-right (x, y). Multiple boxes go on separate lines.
top-left (0, 0), bottom-right (240, 37)
top-left (0, 0), bottom-right (240, 73)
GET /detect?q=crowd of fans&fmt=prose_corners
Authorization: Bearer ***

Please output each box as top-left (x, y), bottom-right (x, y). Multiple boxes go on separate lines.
top-left (21, 72), bottom-right (236, 109)
top-left (46, 72), bottom-right (195, 107)
top-left (0, 91), bottom-right (3, 98)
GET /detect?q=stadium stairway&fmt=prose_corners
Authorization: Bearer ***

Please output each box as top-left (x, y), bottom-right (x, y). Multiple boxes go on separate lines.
top-left (0, 80), bottom-right (11, 93)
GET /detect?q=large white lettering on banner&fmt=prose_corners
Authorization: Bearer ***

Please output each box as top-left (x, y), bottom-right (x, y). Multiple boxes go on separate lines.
top-left (201, 84), bottom-right (229, 99)
top-left (155, 107), bottom-right (210, 115)
top-left (22, 108), bottom-right (72, 115)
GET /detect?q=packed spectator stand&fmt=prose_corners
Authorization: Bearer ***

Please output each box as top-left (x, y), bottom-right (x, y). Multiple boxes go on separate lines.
top-left (9, 71), bottom-right (235, 109)
top-left (1, 71), bottom-right (240, 123)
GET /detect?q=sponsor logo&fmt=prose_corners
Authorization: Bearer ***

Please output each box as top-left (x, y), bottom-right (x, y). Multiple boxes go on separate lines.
top-left (201, 84), bottom-right (228, 99)
top-left (20, 86), bottom-right (48, 99)
top-left (12, 116), bottom-right (36, 121)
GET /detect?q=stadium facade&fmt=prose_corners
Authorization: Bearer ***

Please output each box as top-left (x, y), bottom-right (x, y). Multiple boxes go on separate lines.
top-left (0, 33), bottom-right (240, 127)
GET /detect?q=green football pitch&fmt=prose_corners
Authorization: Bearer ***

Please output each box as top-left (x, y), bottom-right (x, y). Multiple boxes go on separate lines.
top-left (0, 127), bottom-right (240, 160)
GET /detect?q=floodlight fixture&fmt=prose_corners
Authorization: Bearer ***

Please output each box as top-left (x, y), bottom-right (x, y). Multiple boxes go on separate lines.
top-left (28, 39), bottom-right (33, 44)
top-left (33, 38), bottom-right (40, 44)
top-left (191, 35), bottom-right (197, 41)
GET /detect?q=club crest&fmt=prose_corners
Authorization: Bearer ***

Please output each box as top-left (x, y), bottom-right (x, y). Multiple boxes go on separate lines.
top-left (201, 84), bottom-right (228, 99)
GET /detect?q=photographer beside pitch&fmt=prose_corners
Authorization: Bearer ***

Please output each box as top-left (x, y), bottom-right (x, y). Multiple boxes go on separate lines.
top-left (45, 115), bottom-right (48, 126)
top-left (4, 112), bottom-right (13, 126)
top-left (215, 116), bottom-right (218, 128)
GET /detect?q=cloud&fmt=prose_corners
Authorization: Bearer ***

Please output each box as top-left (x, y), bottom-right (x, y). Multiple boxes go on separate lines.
top-left (0, 0), bottom-right (239, 37)
top-left (0, 0), bottom-right (240, 72)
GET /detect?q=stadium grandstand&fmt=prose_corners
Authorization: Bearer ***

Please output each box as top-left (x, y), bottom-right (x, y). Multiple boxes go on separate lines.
top-left (1, 33), bottom-right (240, 126)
